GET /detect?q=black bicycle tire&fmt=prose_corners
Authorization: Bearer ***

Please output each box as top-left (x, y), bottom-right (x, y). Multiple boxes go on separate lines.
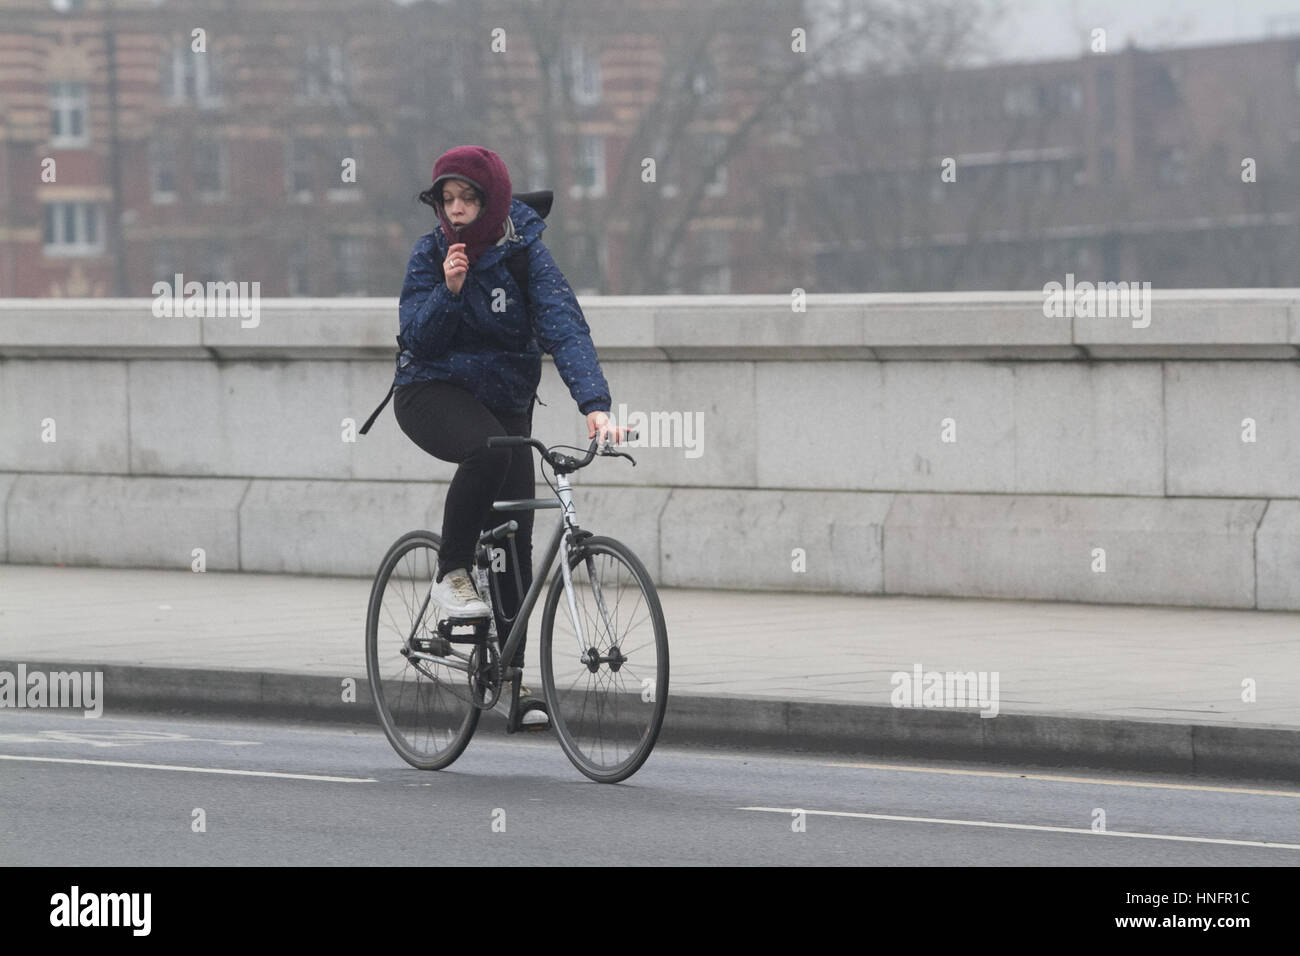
top-left (365, 529), bottom-right (479, 770)
top-left (539, 535), bottom-right (669, 783)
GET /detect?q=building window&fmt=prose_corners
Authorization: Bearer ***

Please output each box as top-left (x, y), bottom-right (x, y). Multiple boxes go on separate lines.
top-left (1201, 142), bottom-right (1228, 182)
top-left (326, 136), bottom-right (361, 202)
top-left (772, 102), bottom-right (799, 142)
top-left (333, 237), bottom-right (365, 294)
top-left (766, 186), bottom-right (795, 232)
top-left (199, 241), bottom-right (232, 282)
top-left (698, 229), bottom-right (730, 293)
top-left (1100, 235), bottom-right (1120, 280)
top-left (43, 202), bottom-right (102, 255)
top-left (1066, 156), bottom-right (1086, 189)
top-left (892, 90), bottom-right (919, 125)
top-left (49, 82), bottom-right (88, 147)
top-left (526, 140), bottom-right (548, 191)
top-left (150, 137), bottom-right (178, 202)
top-left (1157, 146), bottom-right (1186, 186)
top-left (1054, 78), bottom-right (1083, 112)
top-left (154, 240), bottom-right (182, 283)
top-left (300, 42), bottom-right (350, 102)
top-left (1097, 67), bottom-right (1115, 131)
top-left (701, 132), bottom-right (728, 197)
top-left (570, 231), bottom-right (603, 294)
top-left (287, 137), bottom-right (314, 199)
top-left (1038, 162), bottom-right (1059, 193)
top-left (162, 41), bottom-right (221, 106)
top-left (567, 40), bottom-right (601, 106)
top-left (194, 139), bottom-right (227, 199)
top-left (1150, 63), bottom-right (1179, 109)
top-left (663, 251), bottom-right (683, 294)
top-left (570, 135), bottom-right (605, 198)
top-left (288, 245), bottom-right (310, 296)
top-left (1098, 148), bottom-right (1116, 184)
top-left (652, 134), bottom-right (679, 198)
top-left (689, 57), bottom-right (719, 108)
top-left (1002, 83), bottom-right (1037, 117)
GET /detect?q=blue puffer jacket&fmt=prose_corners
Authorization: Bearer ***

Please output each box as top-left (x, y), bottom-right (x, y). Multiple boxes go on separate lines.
top-left (393, 198), bottom-right (612, 416)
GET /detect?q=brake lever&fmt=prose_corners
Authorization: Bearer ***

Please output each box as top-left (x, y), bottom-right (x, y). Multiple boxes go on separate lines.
top-left (599, 443), bottom-right (636, 466)
top-left (598, 432), bottom-right (638, 466)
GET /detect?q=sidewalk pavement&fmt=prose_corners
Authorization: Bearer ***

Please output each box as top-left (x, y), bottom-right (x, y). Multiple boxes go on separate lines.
top-left (1, 563), bottom-right (1297, 779)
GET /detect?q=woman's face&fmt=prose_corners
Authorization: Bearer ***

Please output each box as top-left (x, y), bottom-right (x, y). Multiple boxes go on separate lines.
top-left (441, 179), bottom-right (482, 227)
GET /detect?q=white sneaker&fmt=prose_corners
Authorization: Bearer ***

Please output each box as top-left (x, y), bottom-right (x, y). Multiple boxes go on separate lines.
top-left (429, 567), bottom-right (490, 619)
top-left (520, 705), bottom-right (550, 728)
top-left (493, 680), bottom-right (551, 729)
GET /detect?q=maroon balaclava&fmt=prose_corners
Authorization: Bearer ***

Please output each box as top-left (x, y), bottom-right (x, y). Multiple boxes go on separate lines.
top-left (430, 145), bottom-right (512, 268)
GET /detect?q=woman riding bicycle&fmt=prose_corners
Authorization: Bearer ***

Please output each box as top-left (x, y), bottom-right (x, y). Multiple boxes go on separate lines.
top-left (391, 144), bottom-right (628, 726)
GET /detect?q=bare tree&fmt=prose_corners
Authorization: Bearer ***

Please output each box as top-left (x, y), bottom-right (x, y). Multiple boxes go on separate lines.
top-left (800, 0), bottom-right (1110, 293)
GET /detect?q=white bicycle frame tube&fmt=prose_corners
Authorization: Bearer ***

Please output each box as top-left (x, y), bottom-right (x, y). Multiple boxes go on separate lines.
top-left (555, 473), bottom-right (587, 653)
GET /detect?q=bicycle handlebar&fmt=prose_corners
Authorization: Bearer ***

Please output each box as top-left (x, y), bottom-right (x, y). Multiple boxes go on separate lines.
top-left (486, 431), bottom-right (639, 472)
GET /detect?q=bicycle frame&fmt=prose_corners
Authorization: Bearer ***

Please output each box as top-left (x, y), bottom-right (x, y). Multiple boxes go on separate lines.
top-left (400, 505), bottom-right (565, 689)
top-left (488, 469), bottom-right (587, 674)
top-left (404, 438), bottom-right (628, 690)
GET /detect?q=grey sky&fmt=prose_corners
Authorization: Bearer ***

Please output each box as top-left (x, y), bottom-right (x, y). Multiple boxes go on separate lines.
top-left (995, 0), bottom-right (1300, 62)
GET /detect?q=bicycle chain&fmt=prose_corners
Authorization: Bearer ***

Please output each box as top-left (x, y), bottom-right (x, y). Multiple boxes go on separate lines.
top-left (467, 640), bottom-right (502, 711)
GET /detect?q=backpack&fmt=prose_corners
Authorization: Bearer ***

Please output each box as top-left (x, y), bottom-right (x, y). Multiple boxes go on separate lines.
top-left (359, 190), bottom-right (553, 435)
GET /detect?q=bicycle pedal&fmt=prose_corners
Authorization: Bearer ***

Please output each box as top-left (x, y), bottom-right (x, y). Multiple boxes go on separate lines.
top-left (436, 616), bottom-right (492, 644)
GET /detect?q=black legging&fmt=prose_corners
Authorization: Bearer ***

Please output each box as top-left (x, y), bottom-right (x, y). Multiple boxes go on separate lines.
top-left (393, 379), bottom-right (535, 669)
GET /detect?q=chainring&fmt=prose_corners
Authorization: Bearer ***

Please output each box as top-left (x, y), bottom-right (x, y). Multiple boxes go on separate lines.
top-left (467, 641), bottom-right (503, 710)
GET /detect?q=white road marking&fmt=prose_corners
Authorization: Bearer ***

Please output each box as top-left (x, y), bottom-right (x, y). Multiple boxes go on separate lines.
top-left (656, 745), bottom-right (1300, 799)
top-left (0, 730), bottom-right (261, 748)
top-left (822, 761), bottom-right (1300, 799)
top-left (739, 806), bottom-right (1300, 850)
top-left (0, 754), bottom-right (374, 783)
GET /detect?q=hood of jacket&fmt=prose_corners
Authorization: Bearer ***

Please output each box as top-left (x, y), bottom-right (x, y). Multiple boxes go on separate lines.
top-left (430, 145), bottom-right (515, 267)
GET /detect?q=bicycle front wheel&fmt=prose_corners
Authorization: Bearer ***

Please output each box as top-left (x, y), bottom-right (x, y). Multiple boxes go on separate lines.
top-left (365, 530), bottom-right (479, 770)
top-left (540, 535), bottom-right (669, 783)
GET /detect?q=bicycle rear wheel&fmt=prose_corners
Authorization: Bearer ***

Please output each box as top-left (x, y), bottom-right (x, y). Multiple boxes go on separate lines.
top-left (366, 530), bottom-right (479, 770)
top-left (540, 535), bottom-right (669, 783)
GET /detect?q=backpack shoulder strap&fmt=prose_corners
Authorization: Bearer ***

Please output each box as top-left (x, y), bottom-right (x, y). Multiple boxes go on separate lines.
top-left (359, 333), bottom-right (406, 436)
top-left (504, 190), bottom-right (551, 318)
top-left (505, 249), bottom-right (531, 315)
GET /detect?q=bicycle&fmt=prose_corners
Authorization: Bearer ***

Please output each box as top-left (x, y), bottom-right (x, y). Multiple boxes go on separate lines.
top-left (364, 431), bottom-right (669, 783)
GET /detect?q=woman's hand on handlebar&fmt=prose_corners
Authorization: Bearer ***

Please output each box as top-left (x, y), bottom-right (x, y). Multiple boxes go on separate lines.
top-left (586, 410), bottom-right (630, 447)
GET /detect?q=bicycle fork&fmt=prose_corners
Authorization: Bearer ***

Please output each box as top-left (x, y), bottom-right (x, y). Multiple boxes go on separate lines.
top-left (555, 473), bottom-right (619, 664)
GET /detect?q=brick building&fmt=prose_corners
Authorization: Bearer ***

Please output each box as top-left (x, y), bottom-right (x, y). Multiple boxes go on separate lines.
top-left (0, 0), bottom-right (797, 297)
top-left (808, 34), bottom-right (1300, 290)
top-left (1, 0), bottom-right (1296, 297)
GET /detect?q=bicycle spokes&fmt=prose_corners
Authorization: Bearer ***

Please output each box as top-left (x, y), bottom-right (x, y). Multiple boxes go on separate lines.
top-left (541, 538), bottom-right (668, 783)
top-left (366, 532), bottom-right (481, 770)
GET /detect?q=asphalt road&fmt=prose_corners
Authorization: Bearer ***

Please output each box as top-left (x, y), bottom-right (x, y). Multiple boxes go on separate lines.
top-left (1, 711), bottom-right (1296, 867)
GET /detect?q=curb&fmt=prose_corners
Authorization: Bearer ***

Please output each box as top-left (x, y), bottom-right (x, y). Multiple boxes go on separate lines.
top-left (3, 660), bottom-right (1298, 781)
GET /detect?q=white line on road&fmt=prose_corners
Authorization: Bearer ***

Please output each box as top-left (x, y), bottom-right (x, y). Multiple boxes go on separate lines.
top-left (0, 754), bottom-right (375, 783)
top-left (821, 761), bottom-right (1300, 799)
top-left (739, 807), bottom-right (1300, 850)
